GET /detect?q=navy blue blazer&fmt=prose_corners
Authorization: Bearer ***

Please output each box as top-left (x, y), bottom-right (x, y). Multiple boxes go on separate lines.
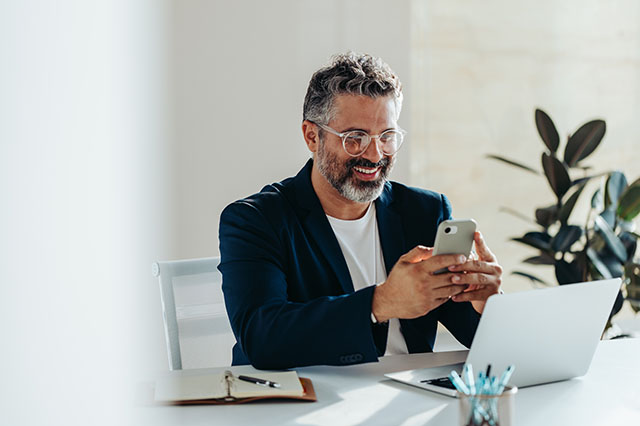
top-left (218, 159), bottom-right (480, 369)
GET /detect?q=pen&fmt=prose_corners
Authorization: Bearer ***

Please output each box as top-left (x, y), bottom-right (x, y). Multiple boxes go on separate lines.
top-left (238, 374), bottom-right (281, 388)
top-left (448, 371), bottom-right (470, 394)
top-left (496, 365), bottom-right (515, 394)
top-left (463, 364), bottom-right (475, 395)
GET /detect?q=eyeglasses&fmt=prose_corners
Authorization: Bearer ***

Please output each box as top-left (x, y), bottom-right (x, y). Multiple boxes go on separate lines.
top-left (312, 122), bottom-right (406, 157)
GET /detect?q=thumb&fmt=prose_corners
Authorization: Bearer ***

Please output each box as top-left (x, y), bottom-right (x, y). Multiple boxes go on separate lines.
top-left (401, 245), bottom-right (433, 264)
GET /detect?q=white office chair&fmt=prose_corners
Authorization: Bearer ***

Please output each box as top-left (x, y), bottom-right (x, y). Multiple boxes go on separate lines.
top-left (152, 256), bottom-right (236, 370)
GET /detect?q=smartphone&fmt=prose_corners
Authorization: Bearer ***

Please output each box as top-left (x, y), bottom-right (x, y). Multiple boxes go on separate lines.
top-left (432, 219), bottom-right (477, 274)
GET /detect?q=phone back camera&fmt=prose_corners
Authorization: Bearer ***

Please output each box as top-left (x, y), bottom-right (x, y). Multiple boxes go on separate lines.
top-left (444, 225), bottom-right (458, 234)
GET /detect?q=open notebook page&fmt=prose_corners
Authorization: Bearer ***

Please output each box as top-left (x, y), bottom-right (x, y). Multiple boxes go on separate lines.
top-left (155, 371), bottom-right (304, 402)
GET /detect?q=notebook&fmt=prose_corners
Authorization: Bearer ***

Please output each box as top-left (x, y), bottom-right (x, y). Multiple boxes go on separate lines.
top-left (385, 278), bottom-right (621, 397)
top-left (154, 370), bottom-right (316, 404)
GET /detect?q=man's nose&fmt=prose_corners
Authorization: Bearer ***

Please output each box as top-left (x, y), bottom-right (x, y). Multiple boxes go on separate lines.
top-left (360, 136), bottom-right (384, 163)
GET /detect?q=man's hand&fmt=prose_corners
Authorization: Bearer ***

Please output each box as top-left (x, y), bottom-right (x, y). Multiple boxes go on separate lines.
top-left (448, 231), bottom-right (503, 313)
top-left (371, 246), bottom-right (469, 322)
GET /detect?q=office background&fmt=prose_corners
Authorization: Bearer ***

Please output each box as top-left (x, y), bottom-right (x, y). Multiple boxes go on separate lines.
top-left (2, 1), bottom-right (638, 425)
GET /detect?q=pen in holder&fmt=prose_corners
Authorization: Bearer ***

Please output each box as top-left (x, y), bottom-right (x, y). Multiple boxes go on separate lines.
top-left (450, 364), bottom-right (517, 426)
top-left (458, 386), bottom-right (517, 426)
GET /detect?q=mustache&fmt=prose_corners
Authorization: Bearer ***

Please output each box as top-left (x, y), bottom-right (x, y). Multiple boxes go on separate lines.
top-left (346, 157), bottom-right (390, 169)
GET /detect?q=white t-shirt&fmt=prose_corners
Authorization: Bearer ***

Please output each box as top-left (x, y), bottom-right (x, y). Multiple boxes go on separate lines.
top-left (326, 203), bottom-right (408, 356)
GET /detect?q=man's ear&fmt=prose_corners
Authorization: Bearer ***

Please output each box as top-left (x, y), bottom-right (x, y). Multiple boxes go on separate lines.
top-left (302, 120), bottom-right (320, 153)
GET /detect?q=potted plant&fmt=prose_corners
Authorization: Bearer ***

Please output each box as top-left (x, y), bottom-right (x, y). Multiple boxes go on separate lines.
top-left (488, 109), bottom-right (640, 318)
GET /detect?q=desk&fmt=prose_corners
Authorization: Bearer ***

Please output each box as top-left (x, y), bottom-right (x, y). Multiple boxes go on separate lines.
top-left (137, 339), bottom-right (640, 425)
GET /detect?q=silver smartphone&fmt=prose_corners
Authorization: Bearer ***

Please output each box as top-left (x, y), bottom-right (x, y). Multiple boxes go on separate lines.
top-left (432, 219), bottom-right (477, 274)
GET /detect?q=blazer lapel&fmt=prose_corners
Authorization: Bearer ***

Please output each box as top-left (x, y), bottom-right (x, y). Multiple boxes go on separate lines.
top-left (376, 183), bottom-right (414, 350)
top-left (292, 160), bottom-right (354, 294)
top-left (375, 183), bottom-right (406, 274)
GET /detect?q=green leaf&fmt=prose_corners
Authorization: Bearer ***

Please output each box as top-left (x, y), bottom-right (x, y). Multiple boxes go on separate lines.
top-left (593, 215), bottom-right (628, 263)
top-left (551, 225), bottom-right (583, 252)
top-left (605, 171), bottom-right (628, 209)
top-left (555, 259), bottom-right (584, 284)
top-left (573, 251), bottom-right (589, 276)
top-left (600, 209), bottom-right (616, 228)
top-left (535, 109), bottom-right (560, 153)
top-left (591, 187), bottom-right (604, 210)
top-left (512, 231), bottom-right (552, 252)
top-left (485, 155), bottom-right (539, 175)
top-left (511, 271), bottom-right (550, 286)
top-left (617, 177), bottom-right (640, 221)
top-left (558, 182), bottom-right (586, 224)
top-left (563, 119), bottom-right (606, 167)
top-left (586, 247), bottom-right (613, 279)
top-left (619, 231), bottom-right (638, 260)
top-left (542, 152), bottom-right (572, 199)
top-left (598, 250), bottom-right (624, 278)
top-left (535, 205), bottom-right (558, 228)
top-left (572, 171), bottom-right (610, 187)
top-left (523, 254), bottom-right (556, 265)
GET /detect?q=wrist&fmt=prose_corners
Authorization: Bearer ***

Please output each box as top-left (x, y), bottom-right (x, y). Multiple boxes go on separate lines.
top-left (371, 282), bottom-right (391, 323)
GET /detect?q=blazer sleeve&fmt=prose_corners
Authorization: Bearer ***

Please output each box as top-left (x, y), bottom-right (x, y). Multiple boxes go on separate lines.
top-left (218, 200), bottom-right (380, 370)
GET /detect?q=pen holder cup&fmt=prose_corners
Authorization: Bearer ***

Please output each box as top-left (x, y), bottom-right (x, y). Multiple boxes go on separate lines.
top-left (457, 386), bottom-right (517, 426)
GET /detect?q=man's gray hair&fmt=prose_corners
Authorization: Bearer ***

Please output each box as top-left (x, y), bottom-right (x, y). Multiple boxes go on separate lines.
top-left (303, 52), bottom-right (403, 125)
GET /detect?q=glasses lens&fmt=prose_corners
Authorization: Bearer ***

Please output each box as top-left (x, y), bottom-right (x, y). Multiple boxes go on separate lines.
top-left (343, 131), bottom-right (370, 155)
top-left (379, 130), bottom-right (403, 154)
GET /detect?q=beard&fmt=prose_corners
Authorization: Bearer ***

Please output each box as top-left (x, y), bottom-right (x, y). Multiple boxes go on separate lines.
top-left (315, 140), bottom-right (394, 203)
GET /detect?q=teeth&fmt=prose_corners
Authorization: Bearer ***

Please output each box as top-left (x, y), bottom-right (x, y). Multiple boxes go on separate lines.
top-left (354, 167), bottom-right (378, 174)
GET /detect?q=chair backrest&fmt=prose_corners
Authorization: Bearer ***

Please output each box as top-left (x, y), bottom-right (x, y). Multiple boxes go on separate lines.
top-left (152, 256), bottom-right (235, 370)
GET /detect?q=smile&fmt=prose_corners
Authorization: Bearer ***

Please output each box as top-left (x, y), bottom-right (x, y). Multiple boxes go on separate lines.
top-left (353, 166), bottom-right (380, 175)
top-left (352, 166), bottom-right (382, 181)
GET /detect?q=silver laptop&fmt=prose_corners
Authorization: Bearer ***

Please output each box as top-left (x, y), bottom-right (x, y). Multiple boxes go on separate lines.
top-left (385, 278), bottom-right (621, 397)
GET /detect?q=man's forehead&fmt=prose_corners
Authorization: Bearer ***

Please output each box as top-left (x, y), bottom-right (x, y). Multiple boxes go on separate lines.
top-left (331, 94), bottom-right (398, 128)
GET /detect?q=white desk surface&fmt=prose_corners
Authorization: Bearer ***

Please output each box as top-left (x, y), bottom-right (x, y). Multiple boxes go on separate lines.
top-left (137, 338), bottom-right (640, 426)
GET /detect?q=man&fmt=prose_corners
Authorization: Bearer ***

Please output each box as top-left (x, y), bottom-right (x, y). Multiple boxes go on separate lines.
top-left (218, 52), bottom-right (502, 369)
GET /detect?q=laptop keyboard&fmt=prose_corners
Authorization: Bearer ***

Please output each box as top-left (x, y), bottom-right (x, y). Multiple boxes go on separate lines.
top-left (420, 377), bottom-right (456, 390)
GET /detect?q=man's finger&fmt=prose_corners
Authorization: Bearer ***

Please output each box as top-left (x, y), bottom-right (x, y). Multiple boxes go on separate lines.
top-left (400, 245), bottom-right (433, 264)
top-left (452, 287), bottom-right (498, 302)
top-left (474, 231), bottom-right (497, 262)
top-left (450, 259), bottom-right (502, 277)
top-left (449, 259), bottom-right (502, 275)
top-left (417, 272), bottom-right (459, 289)
top-left (431, 283), bottom-right (468, 299)
top-left (453, 272), bottom-right (501, 287)
top-left (423, 253), bottom-right (467, 273)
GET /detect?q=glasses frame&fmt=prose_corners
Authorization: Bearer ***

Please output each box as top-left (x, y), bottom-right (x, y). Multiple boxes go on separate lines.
top-left (311, 121), bottom-right (406, 157)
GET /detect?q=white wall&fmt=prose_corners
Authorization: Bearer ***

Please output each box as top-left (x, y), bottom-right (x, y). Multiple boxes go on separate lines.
top-left (167, 0), bottom-right (412, 260)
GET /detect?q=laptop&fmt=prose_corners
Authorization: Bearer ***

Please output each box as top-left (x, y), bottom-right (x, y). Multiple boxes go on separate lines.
top-left (385, 278), bottom-right (621, 397)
